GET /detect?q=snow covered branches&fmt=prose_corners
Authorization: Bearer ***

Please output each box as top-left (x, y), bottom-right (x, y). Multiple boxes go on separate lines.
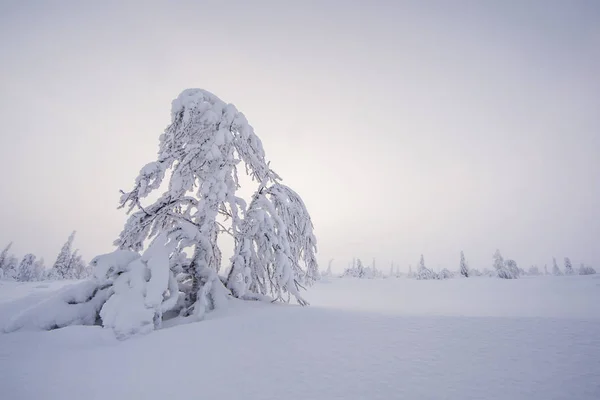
top-left (226, 183), bottom-right (318, 305)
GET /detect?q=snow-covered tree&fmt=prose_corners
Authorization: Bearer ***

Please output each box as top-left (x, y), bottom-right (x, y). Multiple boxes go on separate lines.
top-left (437, 268), bottom-right (454, 279)
top-left (544, 264), bottom-right (549, 275)
top-left (416, 255), bottom-right (435, 280)
top-left (504, 259), bottom-right (520, 279)
top-left (578, 263), bottom-right (596, 275)
top-left (3, 255), bottom-right (18, 280)
top-left (389, 262), bottom-right (395, 278)
top-left (459, 251), bottom-right (469, 278)
top-left (17, 254), bottom-right (37, 282)
top-left (564, 257), bottom-right (574, 275)
top-left (0, 242), bottom-right (12, 275)
top-left (114, 89), bottom-right (317, 318)
top-left (33, 258), bottom-right (45, 281)
top-left (342, 258), bottom-right (366, 278)
top-left (552, 257), bottom-right (563, 276)
top-left (322, 259), bottom-right (333, 277)
top-left (67, 250), bottom-right (90, 279)
top-left (493, 249), bottom-right (514, 279)
top-left (407, 264), bottom-right (414, 279)
top-left (50, 231), bottom-right (76, 279)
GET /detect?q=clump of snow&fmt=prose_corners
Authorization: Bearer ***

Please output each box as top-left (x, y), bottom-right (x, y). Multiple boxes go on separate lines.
top-left (99, 234), bottom-right (181, 339)
top-left (4, 280), bottom-right (111, 333)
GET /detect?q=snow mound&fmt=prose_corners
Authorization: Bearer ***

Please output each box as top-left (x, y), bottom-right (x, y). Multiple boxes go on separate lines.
top-left (4, 280), bottom-right (111, 333)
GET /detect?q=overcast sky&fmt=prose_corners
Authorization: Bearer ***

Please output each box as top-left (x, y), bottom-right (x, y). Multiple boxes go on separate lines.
top-left (0, 0), bottom-right (598, 272)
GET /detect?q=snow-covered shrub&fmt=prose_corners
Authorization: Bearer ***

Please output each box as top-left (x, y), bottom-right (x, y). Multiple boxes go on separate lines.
top-left (0, 242), bottom-right (18, 280)
top-left (342, 258), bottom-right (365, 278)
top-left (17, 254), bottom-right (36, 282)
top-left (6, 235), bottom-right (182, 339)
top-left (469, 268), bottom-right (482, 277)
top-left (459, 251), bottom-right (469, 278)
top-left (437, 268), bottom-right (454, 280)
top-left (552, 258), bottom-right (563, 276)
top-left (416, 255), bottom-right (436, 280)
top-left (321, 260), bottom-right (334, 278)
top-left (99, 233), bottom-right (181, 338)
top-left (504, 259), bottom-right (520, 279)
top-left (578, 264), bottom-right (596, 275)
top-left (493, 250), bottom-right (516, 279)
top-left (564, 257), bottom-right (575, 275)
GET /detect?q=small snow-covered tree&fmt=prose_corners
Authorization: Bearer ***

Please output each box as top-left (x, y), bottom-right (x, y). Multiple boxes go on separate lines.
top-left (552, 257), bottom-right (563, 276)
top-left (50, 231), bottom-right (76, 279)
top-left (3, 255), bottom-right (18, 280)
top-left (342, 258), bottom-right (366, 278)
top-left (578, 263), bottom-right (596, 275)
top-left (438, 268), bottom-right (454, 279)
top-left (407, 265), bottom-right (414, 279)
top-left (504, 259), bottom-right (520, 279)
top-left (67, 250), bottom-right (89, 279)
top-left (416, 255), bottom-right (435, 280)
top-left (564, 257), bottom-right (574, 275)
top-left (0, 242), bottom-right (13, 274)
top-left (544, 264), bottom-right (549, 275)
top-left (322, 259), bottom-right (333, 277)
top-left (493, 249), bottom-right (514, 279)
top-left (459, 251), bottom-right (469, 278)
top-left (17, 254), bottom-right (37, 282)
top-left (33, 258), bottom-right (45, 281)
top-left (389, 262), bottom-right (395, 278)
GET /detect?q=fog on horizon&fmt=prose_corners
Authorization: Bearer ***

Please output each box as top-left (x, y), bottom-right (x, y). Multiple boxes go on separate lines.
top-left (0, 0), bottom-right (598, 273)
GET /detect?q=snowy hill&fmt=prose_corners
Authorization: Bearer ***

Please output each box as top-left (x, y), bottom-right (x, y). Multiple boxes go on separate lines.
top-left (1, 276), bottom-right (600, 400)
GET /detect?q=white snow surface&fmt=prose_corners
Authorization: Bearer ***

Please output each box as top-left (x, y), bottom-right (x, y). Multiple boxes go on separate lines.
top-left (1, 275), bottom-right (600, 399)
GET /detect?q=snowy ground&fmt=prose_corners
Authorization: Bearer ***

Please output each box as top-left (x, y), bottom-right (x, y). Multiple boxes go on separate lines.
top-left (1, 276), bottom-right (599, 400)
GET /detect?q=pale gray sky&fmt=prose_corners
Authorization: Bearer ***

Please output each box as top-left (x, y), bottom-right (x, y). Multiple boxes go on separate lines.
top-left (0, 0), bottom-right (598, 272)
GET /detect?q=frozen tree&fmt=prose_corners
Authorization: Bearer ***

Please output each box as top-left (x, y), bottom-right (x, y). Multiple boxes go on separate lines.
top-left (67, 250), bottom-right (89, 279)
top-left (3, 255), bottom-right (18, 280)
top-left (578, 263), bottom-right (596, 275)
top-left (544, 264), bottom-right (549, 275)
top-left (322, 259), bottom-right (333, 277)
top-left (50, 231), bottom-right (76, 279)
top-left (416, 255), bottom-right (435, 280)
top-left (407, 265), bottom-right (414, 279)
top-left (459, 251), bottom-right (469, 278)
top-left (33, 258), bottom-right (46, 281)
top-left (389, 262), bottom-right (395, 278)
top-left (437, 268), bottom-right (454, 279)
top-left (342, 258), bottom-right (365, 278)
top-left (504, 259), bottom-right (520, 279)
top-left (114, 89), bottom-right (317, 318)
top-left (493, 249), bottom-right (514, 279)
top-left (0, 242), bottom-right (12, 274)
top-left (17, 254), bottom-right (37, 282)
top-left (564, 257), bottom-right (574, 275)
top-left (226, 183), bottom-right (318, 304)
top-left (552, 258), bottom-right (563, 276)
